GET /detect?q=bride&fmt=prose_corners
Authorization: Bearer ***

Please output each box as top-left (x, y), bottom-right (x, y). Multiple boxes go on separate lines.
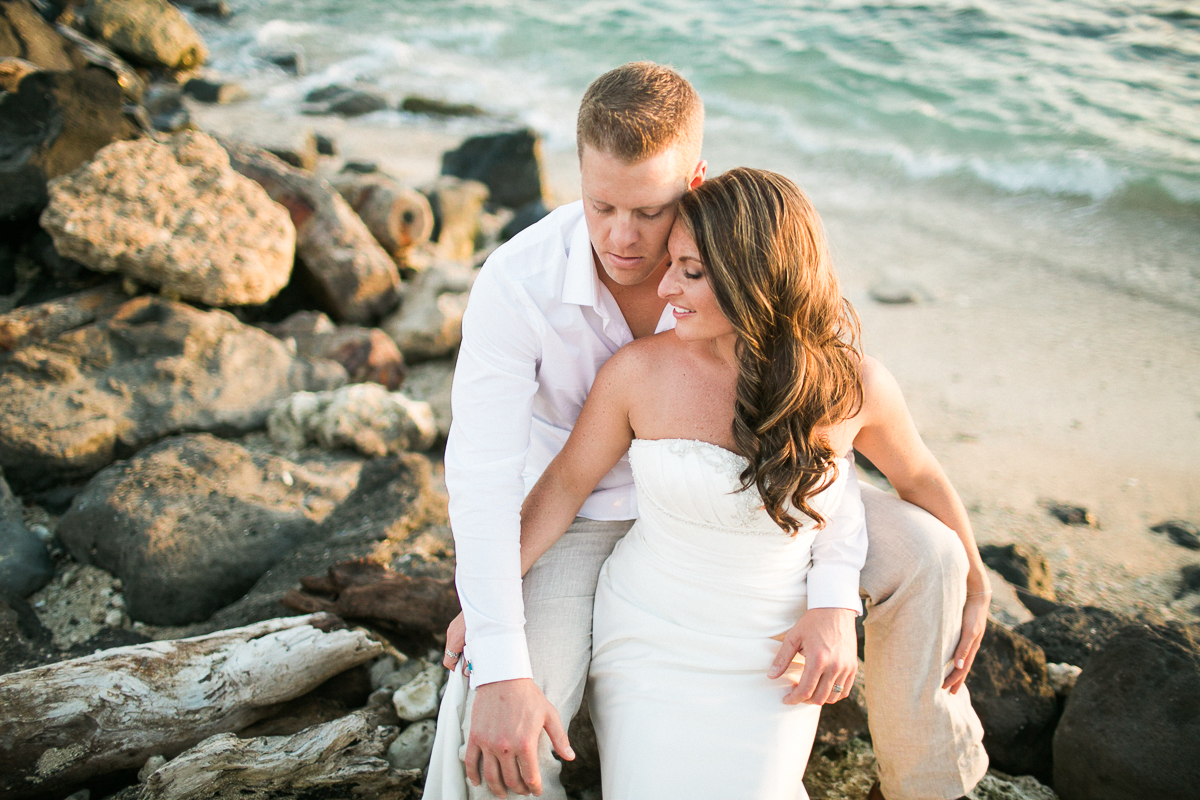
top-left (430, 167), bottom-right (982, 799)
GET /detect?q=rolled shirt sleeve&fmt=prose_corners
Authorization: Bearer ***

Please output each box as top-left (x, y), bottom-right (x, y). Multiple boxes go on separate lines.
top-left (805, 458), bottom-right (868, 615)
top-left (445, 263), bottom-right (544, 688)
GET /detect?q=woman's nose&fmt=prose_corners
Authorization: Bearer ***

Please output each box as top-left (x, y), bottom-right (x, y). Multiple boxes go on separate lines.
top-left (657, 267), bottom-right (680, 300)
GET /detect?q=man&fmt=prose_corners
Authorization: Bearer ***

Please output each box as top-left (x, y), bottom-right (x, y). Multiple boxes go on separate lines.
top-left (439, 62), bottom-right (989, 800)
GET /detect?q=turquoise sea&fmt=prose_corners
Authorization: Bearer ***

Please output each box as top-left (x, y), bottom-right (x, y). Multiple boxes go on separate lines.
top-left (195, 0), bottom-right (1200, 312)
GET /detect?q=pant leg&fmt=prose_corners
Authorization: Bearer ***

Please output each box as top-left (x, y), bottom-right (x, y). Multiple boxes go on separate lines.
top-left (858, 483), bottom-right (988, 800)
top-left (462, 517), bottom-right (633, 800)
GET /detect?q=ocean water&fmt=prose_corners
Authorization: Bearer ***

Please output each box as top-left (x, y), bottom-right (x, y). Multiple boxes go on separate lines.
top-left (193, 0), bottom-right (1200, 312)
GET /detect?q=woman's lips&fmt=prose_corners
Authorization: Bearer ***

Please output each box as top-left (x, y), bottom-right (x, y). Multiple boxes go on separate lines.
top-left (670, 304), bottom-right (695, 318)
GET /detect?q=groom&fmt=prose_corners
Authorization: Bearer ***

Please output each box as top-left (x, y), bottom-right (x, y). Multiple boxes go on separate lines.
top-left (444, 62), bottom-right (988, 800)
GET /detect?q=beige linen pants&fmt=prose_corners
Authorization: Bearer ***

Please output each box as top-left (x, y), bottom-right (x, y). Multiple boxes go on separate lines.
top-left (460, 485), bottom-right (987, 800)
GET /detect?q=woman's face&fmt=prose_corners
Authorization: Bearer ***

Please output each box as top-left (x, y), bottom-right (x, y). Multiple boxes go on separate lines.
top-left (658, 222), bottom-right (736, 343)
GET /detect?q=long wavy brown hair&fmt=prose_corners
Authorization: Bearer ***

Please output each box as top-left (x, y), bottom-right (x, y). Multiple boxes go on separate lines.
top-left (676, 168), bottom-right (863, 532)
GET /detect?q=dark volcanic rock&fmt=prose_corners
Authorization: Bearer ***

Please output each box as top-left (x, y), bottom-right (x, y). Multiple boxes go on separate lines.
top-left (501, 197), bottom-right (550, 240)
top-left (327, 89), bottom-right (386, 117)
top-left (0, 595), bottom-right (56, 675)
top-left (1151, 519), bottom-right (1200, 550)
top-left (1054, 622), bottom-right (1200, 800)
top-left (182, 77), bottom-right (247, 104)
top-left (260, 46), bottom-right (304, 75)
top-left (1045, 502), bottom-right (1097, 527)
top-left (1015, 605), bottom-right (1134, 668)
top-left (205, 452), bottom-right (446, 631)
top-left (979, 543), bottom-right (1059, 615)
top-left (1177, 564), bottom-right (1200, 598)
top-left (56, 432), bottom-right (363, 625)
top-left (0, 467), bottom-right (53, 597)
top-left (400, 95), bottom-right (483, 117)
top-left (0, 67), bottom-right (139, 221)
top-left (305, 83), bottom-right (348, 103)
top-left (0, 296), bottom-right (346, 491)
top-left (441, 127), bottom-right (549, 210)
top-left (964, 621), bottom-right (1059, 783)
top-left (0, 0), bottom-right (82, 71)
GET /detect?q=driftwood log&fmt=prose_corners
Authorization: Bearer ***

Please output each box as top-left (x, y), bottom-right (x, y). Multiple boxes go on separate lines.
top-left (137, 709), bottom-right (420, 800)
top-left (334, 176), bottom-right (434, 259)
top-left (219, 139), bottom-right (401, 324)
top-left (0, 613), bottom-right (383, 800)
top-left (283, 559), bottom-right (459, 634)
top-left (0, 283), bottom-right (126, 352)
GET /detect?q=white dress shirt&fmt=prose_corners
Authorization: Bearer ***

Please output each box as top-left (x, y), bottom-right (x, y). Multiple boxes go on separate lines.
top-left (445, 200), bottom-right (866, 688)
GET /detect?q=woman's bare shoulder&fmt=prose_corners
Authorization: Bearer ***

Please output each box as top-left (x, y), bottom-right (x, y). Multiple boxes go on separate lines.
top-left (601, 330), bottom-right (685, 380)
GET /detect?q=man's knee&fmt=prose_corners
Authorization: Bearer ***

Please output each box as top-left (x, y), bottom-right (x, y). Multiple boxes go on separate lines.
top-left (861, 483), bottom-right (967, 595)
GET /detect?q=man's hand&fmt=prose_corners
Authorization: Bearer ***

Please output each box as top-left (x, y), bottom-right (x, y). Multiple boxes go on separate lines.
top-left (942, 590), bottom-right (990, 693)
top-left (769, 607), bottom-right (858, 705)
top-left (443, 612), bottom-right (466, 671)
top-left (466, 678), bottom-right (574, 798)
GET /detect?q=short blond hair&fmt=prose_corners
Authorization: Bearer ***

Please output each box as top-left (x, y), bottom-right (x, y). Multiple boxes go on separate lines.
top-left (577, 61), bottom-right (703, 168)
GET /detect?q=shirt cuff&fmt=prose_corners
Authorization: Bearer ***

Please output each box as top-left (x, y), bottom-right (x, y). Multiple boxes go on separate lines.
top-left (807, 563), bottom-right (864, 615)
top-left (465, 631), bottom-right (534, 689)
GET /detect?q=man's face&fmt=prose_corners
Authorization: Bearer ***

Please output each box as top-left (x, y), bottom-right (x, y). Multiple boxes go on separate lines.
top-left (580, 143), bottom-right (706, 287)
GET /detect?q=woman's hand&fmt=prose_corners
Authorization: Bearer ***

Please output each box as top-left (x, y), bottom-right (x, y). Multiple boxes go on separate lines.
top-left (443, 611), bottom-right (466, 671)
top-left (770, 607), bottom-right (858, 705)
top-left (942, 580), bottom-right (991, 694)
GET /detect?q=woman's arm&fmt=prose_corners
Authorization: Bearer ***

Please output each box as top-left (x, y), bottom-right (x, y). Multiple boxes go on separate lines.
top-left (850, 357), bottom-right (991, 692)
top-left (519, 348), bottom-right (640, 575)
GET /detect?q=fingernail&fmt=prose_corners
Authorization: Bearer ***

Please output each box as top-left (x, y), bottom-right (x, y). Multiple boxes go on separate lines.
top-left (956, 658), bottom-right (965, 669)
top-left (566, 747), bottom-right (576, 759)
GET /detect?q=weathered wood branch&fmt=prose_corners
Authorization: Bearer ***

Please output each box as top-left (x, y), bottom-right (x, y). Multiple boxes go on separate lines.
top-left (282, 558), bottom-right (459, 633)
top-left (137, 709), bottom-right (420, 800)
top-left (0, 613), bottom-right (382, 800)
top-left (333, 177), bottom-right (434, 258)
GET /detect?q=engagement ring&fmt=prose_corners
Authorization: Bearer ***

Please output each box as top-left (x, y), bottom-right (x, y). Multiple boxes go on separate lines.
top-left (832, 684), bottom-right (844, 693)
top-left (445, 650), bottom-right (462, 660)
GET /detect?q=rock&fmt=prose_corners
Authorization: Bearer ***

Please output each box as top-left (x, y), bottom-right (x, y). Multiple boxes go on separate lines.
top-left (0, 0), bottom-right (81, 71)
top-left (391, 661), bottom-right (445, 721)
top-left (1179, 564), bottom-right (1200, 598)
top-left (0, 296), bottom-right (346, 491)
top-left (0, 594), bottom-right (57, 675)
top-left (1046, 662), bottom-right (1081, 696)
top-left (141, 81), bottom-right (188, 132)
top-left (966, 770), bottom-right (1059, 800)
top-left (0, 67), bottom-right (138, 221)
top-left (268, 383), bottom-right (437, 457)
top-left (983, 566), bottom-right (1035, 629)
top-left (341, 159), bottom-right (378, 174)
top-left (501, 197), bottom-right (550, 240)
top-left (170, 0), bottom-right (228, 17)
top-left (53, 23), bottom-right (146, 102)
top-left (305, 83), bottom-right (348, 103)
top-left (219, 139), bottom-right (402, 324)
top-left (326, 88), bottom-right (387, 117)
top-left (369, 653), bottom-right (403, 689)
top-left (138, 754), bottom-right (166, 783)
top-left (0, 470), bottom-right (53, 597)
top-left (258, 128), bottom-right (319, 171)
top-left (428, 175), bottom-right (489, 261)
top-left (181, 76), bottom-right (247, 104)
top-left (26, 562), bottom-right (124, 649)
top-left (1151, 519), bottom-right (1200, 550)
top-left (204, 453), bottom-right (446, 631)
top-left (381, 261), bottom-right (474, 362)
top-left (964, 621), bottom-right (1058, 783)
top-left (83, 0), bottom-right (206, 70)
top-left (980, 543), bottom-right (1059, 616)
top-left (56, 433), bottom-right (362, 625)
top-left (0, 55), bottom-right (40, 90)
top-left (387, 718), bottom-right (437, 771)
top-left (1044, 501), bottom-right (1097, 528)
top-left (401, 359), bottom-right (453, 438)
top-left (400, 94), bottom-right (483, 117)
top-left (441, 128), bottom-right (549, 210)
top-left (41, 132), bottom-right (297, 307)
top-left (868, 277), bottom-right (928, 305)
top-left (261, 310), bottom-right (406, 390)
top-left (1015, 605), bottom-right (1134, 668)
top-left (1053, 622), bottom-right (1200, 800)
top-left (259, 46), bottom-right (304, 75)
top-left (333, 175), bottom-right (435, 259)
top-left (314, 133), bottom-right (336, 156)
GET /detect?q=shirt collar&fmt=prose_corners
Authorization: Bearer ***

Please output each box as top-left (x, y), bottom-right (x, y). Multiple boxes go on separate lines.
top-left (562, 210), bottom-right (600, 309)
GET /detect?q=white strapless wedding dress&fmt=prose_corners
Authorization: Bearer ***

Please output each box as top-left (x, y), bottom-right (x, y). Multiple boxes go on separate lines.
top-left (588, 438), bottom-right (858, 800)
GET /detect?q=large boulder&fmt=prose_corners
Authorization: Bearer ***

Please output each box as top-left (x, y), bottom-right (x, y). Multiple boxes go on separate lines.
top-left (964, 621), bottom-right (1059, 783)
top-left (40, 132), bottom-right (296, 307)
top-left (381, 261), bottom-right (474, 362)
top-left (56, 433), bottom-right (363, 625)
top-left (0, 0), bottom-right (83, 71)
top-left (268, 383), bottom-right (437, 457)
top-left (441, 128), bottom-right (549, 210)
top-left (0, 67), bottom-right (139, 221)
top-left (260, 310), bottom-right (405, 390)
top-left (0, 296), bottom-right (346, 491)
top-left (1015, 605), bottom-right (1134, 668)
top-left (83, 0), bottom-right (206, 70)
top-left (0, 467), bottom-right (53, 597)
top-left (1054, 622), bottom-right (1200, 800)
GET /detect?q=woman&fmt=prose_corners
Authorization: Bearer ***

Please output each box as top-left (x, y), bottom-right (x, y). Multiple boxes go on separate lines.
top-left (432, 168), bottom-right (990, 799)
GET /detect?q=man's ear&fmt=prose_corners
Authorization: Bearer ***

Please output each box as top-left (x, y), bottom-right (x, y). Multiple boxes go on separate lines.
top-left (687, 159), bottom-right (707, 190)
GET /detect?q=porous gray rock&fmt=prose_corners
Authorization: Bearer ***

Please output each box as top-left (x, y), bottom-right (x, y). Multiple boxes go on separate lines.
top-left (441, 127), bottom-right (549, 209)
top-left (387, 719), bottom-right (437, 771)
top-left (964, 621), bottom-right (1059, 783)
top-left (268, 383), bottom-right (436, 457)
top-left (83, 0), bottom-right (207, 70)
top-left (0, 296), bottom-right (346, 491)
top-left (56, 433), bottom-right (363, 625)
top-left (1014, 605), bottom-right (1134, 668)
top-left (0, 467), bottom-right (53, 597)
top-left (260, 310), bottom-right (405, 390)
top-left (40, 131), bottom-right (296, 307)
top-left (391, 661), bottom-right (445, 721)
top-left (1054, 622), bottom-right (1200, 800)
top-left (0, 67), bottom-right (138, 221)
top-left (381, 261), bottom-right (474, 362)
top-left (401, 359), bottom-right (453, 438)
